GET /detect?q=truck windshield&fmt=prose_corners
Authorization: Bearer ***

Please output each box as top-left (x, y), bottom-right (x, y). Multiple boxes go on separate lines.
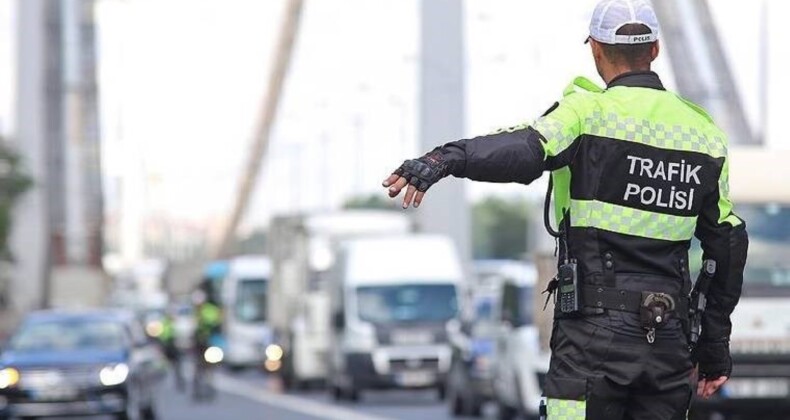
top-left (356, 284), bottom-right (457, 324)
top-left (736, 203), bottom-right (790, 296)
top-left (234, 279), bottom-right (268, 323)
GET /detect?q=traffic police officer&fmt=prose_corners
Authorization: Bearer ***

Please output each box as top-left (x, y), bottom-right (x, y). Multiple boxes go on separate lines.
top-left (194, 286), bottom-right (222, 353)
top-left (382, 0), bottom-right (748, 418)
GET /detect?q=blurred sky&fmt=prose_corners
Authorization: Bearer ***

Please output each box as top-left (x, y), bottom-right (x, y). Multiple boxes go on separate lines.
top-left (0, 0), bottom-right (787, 236)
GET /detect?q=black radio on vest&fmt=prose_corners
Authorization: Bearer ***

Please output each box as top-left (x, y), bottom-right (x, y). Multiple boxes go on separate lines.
top-left (558, 261), bottom-right (580, 314)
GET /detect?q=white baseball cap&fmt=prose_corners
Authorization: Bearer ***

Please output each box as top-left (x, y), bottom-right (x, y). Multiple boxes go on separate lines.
top-left (587, 0), bottom-right (659, 45)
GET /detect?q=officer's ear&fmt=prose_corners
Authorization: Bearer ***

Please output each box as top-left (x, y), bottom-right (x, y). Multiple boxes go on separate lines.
top-left (650, 40), bottom-right (660, 63)
top-left (589, 39), bottom-right (604, 62)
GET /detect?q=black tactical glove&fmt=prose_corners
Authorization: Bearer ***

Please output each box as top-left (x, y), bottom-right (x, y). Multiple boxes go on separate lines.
top-left (692, 340), bottom-right (732, 379)
top-left (392, 151), bottom-right (450, 192)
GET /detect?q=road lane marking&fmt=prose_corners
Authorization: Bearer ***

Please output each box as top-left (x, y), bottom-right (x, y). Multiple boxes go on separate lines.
top-left (215, 373), bottom-right (393, 420)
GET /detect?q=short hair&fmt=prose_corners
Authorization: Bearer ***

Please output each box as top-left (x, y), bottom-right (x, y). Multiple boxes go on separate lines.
top-left (599, 23), bottom-right (655, 69)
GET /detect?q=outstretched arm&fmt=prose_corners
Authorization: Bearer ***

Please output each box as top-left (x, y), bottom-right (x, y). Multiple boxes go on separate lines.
top-left (384, 99), bottom-right (584, 208)
top-left (383, 126), bottom-right (547, 208)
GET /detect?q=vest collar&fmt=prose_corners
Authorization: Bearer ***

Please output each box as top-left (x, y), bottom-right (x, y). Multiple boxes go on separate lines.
top-left (607, 71), bottom-right (665, 91)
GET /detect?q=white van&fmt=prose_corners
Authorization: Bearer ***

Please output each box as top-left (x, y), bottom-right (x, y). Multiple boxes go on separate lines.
top-left (328, 234), bottom-right (463, 401)
top-left (222, 255), bottom-right (272, 369)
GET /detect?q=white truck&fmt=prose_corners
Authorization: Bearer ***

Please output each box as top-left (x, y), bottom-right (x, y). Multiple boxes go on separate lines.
top-left (267, 211), bottom-right (412, 389)
top-left (327, 234), bottom-right (463, 401)
top-left (693, 148), bottom-right (790, 416)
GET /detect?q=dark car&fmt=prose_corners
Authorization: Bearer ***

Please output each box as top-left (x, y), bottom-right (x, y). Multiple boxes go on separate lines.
top-left (446, 297), bottom-right (499, 417)
top-left (0, 310), bottom-right (165, 419)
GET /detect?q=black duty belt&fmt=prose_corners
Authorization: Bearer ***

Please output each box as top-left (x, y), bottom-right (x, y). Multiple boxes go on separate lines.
top-left (582, 285), bottom-right (688, 316)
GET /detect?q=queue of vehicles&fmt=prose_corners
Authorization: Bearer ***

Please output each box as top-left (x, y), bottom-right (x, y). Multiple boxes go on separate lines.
top-left (194, 210), bottom-right (550, 417)
top-left (0, 207), bottom-right (547, 419)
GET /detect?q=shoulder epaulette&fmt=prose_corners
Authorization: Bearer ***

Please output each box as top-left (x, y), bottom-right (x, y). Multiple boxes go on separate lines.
top-left (563, 76), bottom-right (604, 97)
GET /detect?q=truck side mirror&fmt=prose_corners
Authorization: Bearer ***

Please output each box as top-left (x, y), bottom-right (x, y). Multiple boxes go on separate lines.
top-left (332, 312), bottom-right (345, 330)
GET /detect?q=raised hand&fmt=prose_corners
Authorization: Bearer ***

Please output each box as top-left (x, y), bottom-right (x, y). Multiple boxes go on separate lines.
top-left (382, 153), bottom-right (449, 209)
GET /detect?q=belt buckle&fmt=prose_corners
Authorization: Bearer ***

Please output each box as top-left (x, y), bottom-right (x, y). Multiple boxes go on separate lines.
top-left (640, 292), bottom-right (676, 343)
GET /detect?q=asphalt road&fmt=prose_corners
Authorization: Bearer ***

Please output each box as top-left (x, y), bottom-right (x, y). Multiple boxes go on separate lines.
top-left (155, 367), bottom-right (495, 420)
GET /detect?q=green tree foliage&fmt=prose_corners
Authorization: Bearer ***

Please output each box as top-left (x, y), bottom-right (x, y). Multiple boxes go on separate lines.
top-left (0, 142), bottom-right (33, 261)
top-left (472, 196), bottom-right (529, 260)
top-left (342, 194), bottom-right (398, 211)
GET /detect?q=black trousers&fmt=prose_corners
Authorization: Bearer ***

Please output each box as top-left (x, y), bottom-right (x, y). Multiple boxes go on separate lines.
top-left (545, 313), bottom-right (694, 420)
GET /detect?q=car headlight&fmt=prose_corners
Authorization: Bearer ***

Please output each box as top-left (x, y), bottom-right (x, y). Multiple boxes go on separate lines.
top-left (145, 320), bottom-right (164, 338)
top-left (203, 346), bottom-right (224, 364)
top-left (99, 363), bottom-right (129, 386)
top-left (265, 344), bottom-right (283, 362)
top-left (0, 368), bottom-right (19, 389)
top-left (264, 344), bottom-right (284, 372)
